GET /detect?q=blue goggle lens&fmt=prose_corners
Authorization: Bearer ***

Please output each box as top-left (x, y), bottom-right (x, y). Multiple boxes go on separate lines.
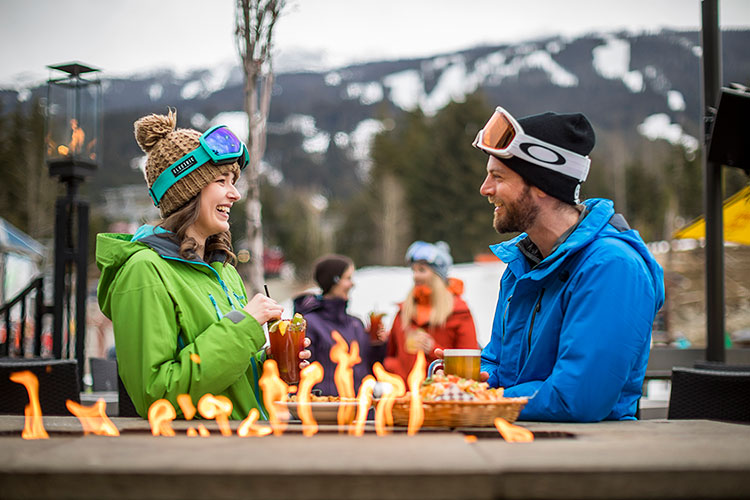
top-left (205, 126), bottom-right (242, 156)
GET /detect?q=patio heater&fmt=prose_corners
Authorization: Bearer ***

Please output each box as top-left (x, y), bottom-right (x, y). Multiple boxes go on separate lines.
top-left (45, 62), bottom-right (101, 385)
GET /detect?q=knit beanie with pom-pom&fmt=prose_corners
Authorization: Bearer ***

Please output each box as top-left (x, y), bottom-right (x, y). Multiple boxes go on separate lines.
top-left (134, 109), bottom-right (241, 218)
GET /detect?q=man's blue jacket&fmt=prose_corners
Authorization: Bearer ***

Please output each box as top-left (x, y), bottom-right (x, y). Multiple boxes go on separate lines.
top-left (481, 198), bottom-right (665, 422)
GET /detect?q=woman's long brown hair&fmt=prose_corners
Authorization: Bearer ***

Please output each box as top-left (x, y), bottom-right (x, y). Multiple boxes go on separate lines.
top-left (158, 194), bottom-right (237, 265)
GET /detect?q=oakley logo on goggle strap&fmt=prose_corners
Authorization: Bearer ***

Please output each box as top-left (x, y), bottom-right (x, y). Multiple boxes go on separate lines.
top-left (518, 143), bottom-right (566, 166)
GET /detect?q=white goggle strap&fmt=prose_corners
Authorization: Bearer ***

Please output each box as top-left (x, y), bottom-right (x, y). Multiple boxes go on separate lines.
top-left (507, 134), bottom-right (590, 182)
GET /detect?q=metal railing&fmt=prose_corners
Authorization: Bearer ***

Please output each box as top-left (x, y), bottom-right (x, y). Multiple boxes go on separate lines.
top-left (0, 276), bottom-right (48, 357)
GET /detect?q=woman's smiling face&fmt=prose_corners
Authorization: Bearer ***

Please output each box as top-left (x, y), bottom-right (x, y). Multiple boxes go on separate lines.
top-left (189, 172), bottom-right (241, 242)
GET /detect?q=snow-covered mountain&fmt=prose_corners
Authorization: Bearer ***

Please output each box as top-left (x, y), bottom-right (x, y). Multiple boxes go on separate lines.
top-left (2, 29), bottom-right (748, 201)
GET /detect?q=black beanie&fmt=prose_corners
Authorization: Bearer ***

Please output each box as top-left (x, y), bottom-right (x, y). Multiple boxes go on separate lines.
top-left (314, 254), bottom-right (353, 294)
top-left (503, 112), bottom-right (595, 205)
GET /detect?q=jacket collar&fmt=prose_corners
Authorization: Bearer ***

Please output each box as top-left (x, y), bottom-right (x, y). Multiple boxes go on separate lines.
top-left (490, 198), bottom-right (616, 278)
top-left (293, 294), bottom-right (349, 323)
top-left (132, 224), bottom-right (226, 265)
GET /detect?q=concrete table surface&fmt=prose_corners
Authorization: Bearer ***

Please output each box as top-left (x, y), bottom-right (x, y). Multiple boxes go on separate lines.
top-left (1, 417), bottom-right (749, 500)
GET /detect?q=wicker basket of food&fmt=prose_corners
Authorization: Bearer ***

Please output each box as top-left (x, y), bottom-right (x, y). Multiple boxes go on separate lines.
top-left (391, 374), bottom-right (528, 427)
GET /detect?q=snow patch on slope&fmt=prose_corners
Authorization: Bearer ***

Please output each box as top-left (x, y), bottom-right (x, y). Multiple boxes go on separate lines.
top-left (637, 113), bottom-right (698, 154)
top-left (592, 35), bottom-right (644, 93)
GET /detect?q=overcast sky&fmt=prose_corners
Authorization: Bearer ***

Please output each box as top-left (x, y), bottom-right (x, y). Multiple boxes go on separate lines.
top-left (1, 0), bottom-right (749, 87)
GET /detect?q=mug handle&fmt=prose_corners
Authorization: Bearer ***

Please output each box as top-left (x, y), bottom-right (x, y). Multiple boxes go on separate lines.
top-left (427, 359), bottom-right (443, 378)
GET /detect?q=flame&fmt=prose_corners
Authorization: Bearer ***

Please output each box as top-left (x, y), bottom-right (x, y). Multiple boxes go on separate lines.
top-left (69, 119), bottom-right (85, 154)
top-left (406, 351), bottom-right (426, 436)
top-left (259, 359), bottom-right (289, 436)
top-left (329, 330), bottom-right (360, 399)
top-left (372, 362), bottom-right (406, 436)
top-left (494, 418), bottom-right (534, 443)
top-left (66, 399), bottom-right (120, 436)
top-left (197, 424), bottom-right (210, 437)
top-left (9, 371), bottom-right (49, 440)
top-left (148, 399), bottom-right (176, 436)
top-left (350, 376), bottom-right (376, 437)
top-left (190, 353), bottom-right (201, 364)
top-left (49, 119), bottom-right (96, 159)
top-left (329, 330), bottom-right (360, 428)
top-left (464, 435), bottom-right (478, 443)
top-left (237, 408), bottom-right (273, 437)
top-left (197, 394), bottom-right (233, 437)
top-left (176, 394), bottom-right (200, 436)
top-left (176, 394), bottom-right (197, 420)
top-left (297, 362), bottom-right (324, 437)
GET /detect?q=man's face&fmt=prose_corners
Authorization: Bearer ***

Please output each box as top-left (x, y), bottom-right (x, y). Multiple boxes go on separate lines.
top-left (479, 156), bottom-right (539, 234)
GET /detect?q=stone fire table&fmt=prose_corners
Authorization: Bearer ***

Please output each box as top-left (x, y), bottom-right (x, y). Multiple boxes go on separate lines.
top-left (1, 417), bottom-right (749, 499)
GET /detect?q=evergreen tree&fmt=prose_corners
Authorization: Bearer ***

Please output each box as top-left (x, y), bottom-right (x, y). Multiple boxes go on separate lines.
top-left (0, 99), bottom-right (58, 239)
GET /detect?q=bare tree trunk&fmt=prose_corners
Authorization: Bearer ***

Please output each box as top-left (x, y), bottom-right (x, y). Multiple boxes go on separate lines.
top-left (235, 0), bottom-right (284, 294)
top-left (380, 172), bottom-right (409, 265)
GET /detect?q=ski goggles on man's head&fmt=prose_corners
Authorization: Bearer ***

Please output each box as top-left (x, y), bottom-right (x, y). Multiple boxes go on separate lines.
top-left (149, 125), bottom-right (250, 206)
top-left (472, 106), bottom-right (590, 182)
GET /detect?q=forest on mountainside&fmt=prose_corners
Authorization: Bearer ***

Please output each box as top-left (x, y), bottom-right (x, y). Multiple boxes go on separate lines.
top-left (1, 30), bottom-right (749, 278)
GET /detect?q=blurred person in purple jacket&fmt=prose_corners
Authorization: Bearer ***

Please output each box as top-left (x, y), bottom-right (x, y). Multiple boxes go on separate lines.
top-left (293, 254), bottom-right (387, 396)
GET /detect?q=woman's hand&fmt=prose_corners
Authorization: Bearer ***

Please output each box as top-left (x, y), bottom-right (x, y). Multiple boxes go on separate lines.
top-left (375, 323), bottom-right (389, 343)
top-left (243, 293), bottom-right (283, 324)
top-left (413, 328), bottom-right (435, 355)
top-left (299, 337), bottom-right (312, 370)
top-left (266, 337), bottom-right (312, 371)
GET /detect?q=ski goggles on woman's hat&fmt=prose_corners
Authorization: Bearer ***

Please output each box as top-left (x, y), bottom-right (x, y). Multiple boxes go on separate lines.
top-left (405, 241), bottom-right (452, 281)
top-left (472, 106), bottom-right (590, 182)
top-left (149, 125), bottom-right (250, 206)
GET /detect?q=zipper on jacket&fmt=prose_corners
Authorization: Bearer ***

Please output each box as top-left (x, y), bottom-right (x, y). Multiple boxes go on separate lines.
top-left (233, 292), bottom-right (246, 307)
top-left (501, 295), bottom-right (512, 340)
top-left (527, 288), bottom-right (545, 352)
top-left (208, 294), bottom-right (223, 321)
top-left (162, 255), bottom-right (238, 311)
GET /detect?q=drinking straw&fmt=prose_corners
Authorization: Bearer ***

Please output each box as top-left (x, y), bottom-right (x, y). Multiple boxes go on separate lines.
top-left (264, 284), bottom-right (270, 297)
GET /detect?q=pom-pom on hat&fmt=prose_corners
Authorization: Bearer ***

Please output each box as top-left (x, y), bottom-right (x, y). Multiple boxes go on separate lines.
top-left (503, 112), bottom-right (595, 205)
top-left (314, 254), bottom-right (354, 295)
top-left (405, 241), bottom-right (453, 282)
top-left (134, 109), bottom-right (241, 217)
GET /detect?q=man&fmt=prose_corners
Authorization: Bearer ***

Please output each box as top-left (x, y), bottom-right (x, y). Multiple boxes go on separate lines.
top-left (473, 106), bottom-right (664, 422)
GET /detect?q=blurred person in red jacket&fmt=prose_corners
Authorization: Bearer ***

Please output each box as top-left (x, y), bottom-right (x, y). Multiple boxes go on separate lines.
top-left (384, 241), bottom-right (479, 381)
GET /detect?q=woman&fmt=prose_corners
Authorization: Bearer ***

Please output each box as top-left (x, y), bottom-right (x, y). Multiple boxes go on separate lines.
top-left (384, 241), bottom-right (479, 382)
top-left (293, 255), bottom-right (387, 396)
top-left (96, 109), bottom-right (308, 419)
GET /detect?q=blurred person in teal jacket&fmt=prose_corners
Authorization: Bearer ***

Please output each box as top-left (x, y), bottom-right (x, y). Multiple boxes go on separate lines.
top-left (472, 106), bottom-right (664, 422)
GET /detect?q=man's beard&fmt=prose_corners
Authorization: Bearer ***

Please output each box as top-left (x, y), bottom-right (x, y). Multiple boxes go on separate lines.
top-left (492, 184), bottom-right (539, 234)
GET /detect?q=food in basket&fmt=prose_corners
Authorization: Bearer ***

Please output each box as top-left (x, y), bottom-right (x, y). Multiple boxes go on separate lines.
top-left (287, 394), bottom-right (357, 403)
top-left (419, 374), bottom-right (507, 402)
top-left (389, 374), bottom-right (527, 427)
